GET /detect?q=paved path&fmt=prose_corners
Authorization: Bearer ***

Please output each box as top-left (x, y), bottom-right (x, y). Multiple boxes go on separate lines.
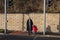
top-left (0, 35), bottom-right (60, 40)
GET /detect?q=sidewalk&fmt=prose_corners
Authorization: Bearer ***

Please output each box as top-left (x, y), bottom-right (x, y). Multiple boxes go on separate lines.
top-left (8, 31), bottom-right (60, 38)
top-left (0, 31), bottom-right (60, 38)
top-left (9, 31), bottom-right (28, 36)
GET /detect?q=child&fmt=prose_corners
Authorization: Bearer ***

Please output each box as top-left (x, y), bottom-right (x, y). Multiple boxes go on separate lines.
top-left (32, 25), bottom-right (38, 34)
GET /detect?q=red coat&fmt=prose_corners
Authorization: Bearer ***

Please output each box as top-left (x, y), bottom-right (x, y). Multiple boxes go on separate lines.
top-left (32, 25), bottom-right (38, 32)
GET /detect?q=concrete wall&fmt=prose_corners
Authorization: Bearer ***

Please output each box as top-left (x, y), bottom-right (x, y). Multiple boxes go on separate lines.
top-left (0, 13), bottom-right (60, 33)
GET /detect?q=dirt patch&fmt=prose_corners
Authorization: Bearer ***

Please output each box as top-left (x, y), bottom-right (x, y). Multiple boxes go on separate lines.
top-left (9, 31), bottom-right (28, 35)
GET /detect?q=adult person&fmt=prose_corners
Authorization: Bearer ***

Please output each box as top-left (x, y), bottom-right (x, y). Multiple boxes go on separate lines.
top-left (27, 18), bottom-right (33, 35)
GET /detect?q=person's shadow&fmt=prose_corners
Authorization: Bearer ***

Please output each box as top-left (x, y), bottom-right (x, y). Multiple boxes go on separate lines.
top-left (46, 25), bottom-right (51, 32)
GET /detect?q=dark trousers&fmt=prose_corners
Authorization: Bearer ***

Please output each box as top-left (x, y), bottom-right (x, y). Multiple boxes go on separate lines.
top-left (28, 31), bottom-right (32, 35)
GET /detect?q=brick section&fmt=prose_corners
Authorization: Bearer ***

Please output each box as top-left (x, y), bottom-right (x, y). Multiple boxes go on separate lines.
top-left (7, 14), bottom-right (23, 31)
top-left (0, 14), bottom-right (4, 29)
top-left (0, 13), bottom-right (59, 33)
top-left (46, 13), bottom-right (59, 32)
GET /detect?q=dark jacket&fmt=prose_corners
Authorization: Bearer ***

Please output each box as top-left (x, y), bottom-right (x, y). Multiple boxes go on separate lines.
top-left (27, 19), bottom-right (33, 31)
